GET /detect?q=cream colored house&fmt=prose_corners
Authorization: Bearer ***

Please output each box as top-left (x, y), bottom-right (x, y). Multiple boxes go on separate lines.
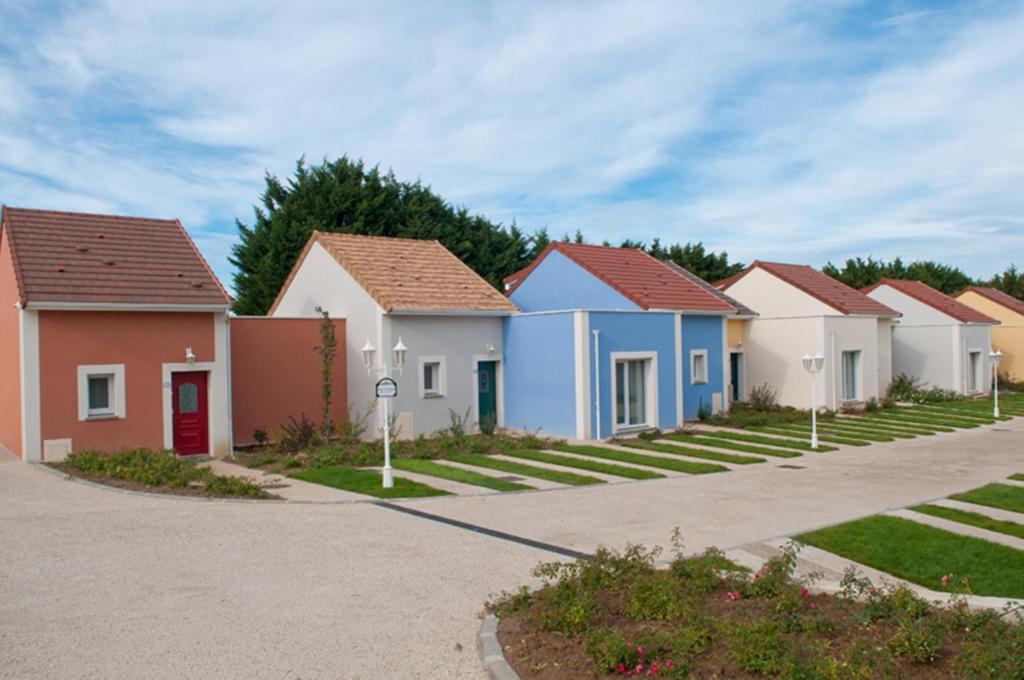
top-left (718, 262), bottom-right (900, 410)
top-left (956, 286), bottom-right (1024, 382)
top-left (864, 279), bottom-right (997, 395)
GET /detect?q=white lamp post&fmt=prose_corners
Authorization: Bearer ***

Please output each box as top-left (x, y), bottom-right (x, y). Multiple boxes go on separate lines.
top-left (990, 350), bottom-right (1002, 418)
top-left (363, 337), bottom-right (408, 488)
top-left (802, 353), bottom-right (826, 449)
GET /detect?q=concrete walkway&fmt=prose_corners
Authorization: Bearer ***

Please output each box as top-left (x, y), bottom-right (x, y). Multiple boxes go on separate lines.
top-left (1, 419), bottom-right (1023, 678)
top-left (208, 459), bottom-right (368, 502)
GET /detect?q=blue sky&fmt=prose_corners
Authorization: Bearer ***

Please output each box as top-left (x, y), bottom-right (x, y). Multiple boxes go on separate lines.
top-left (1, 0), bottom-right (1022, 291)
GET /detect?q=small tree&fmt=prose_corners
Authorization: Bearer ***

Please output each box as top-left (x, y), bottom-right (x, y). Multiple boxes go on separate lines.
top-left (314, 306), bottom-right (338, 436)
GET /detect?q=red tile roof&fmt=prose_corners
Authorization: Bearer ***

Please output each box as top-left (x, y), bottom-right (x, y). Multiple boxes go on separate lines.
top-left (861, 279), bottom-right (996, 324)
top-left (661, 261), bottom-right (756, 316)
top-left (1, 206), bottom-right (231, 308)
top-left (720, 261), bottom-right (899, 317)
top-left (958, 286), bottom-right (1024, 317)
top-left (507, 242), bottom-right (736, 313)
top-left (271, 232), bottom-right (518, 314)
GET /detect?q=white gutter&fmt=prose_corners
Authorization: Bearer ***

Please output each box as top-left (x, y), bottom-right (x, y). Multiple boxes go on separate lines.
top-left (592, 329), bottom-right (601, 440)
top-left (25, 301), bottom-right (231, 312)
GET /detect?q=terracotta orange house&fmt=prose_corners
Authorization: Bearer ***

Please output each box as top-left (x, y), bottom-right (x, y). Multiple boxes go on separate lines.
top-left (0, 207), bottom-right (233, 461)
top-left (956, 286), bottom-right (1024, 382)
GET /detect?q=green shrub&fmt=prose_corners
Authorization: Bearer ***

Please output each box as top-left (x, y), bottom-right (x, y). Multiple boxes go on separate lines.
top-left (535, 581), bottom-right (595, 635)
top-left (887, 620), bottom-right (942, 664)
top-left (748, 383), bottom-right (779, 411)
top-left (277, 413), bottom-right (322, 453)
top-left (203, 474), bottom-right (266, 498)
top-left (585, 628), bottom-right (637, 673)
top-left (671, 546), bottom-right (746, 595)
top-left (743, 542), bottom-right (800, 599)
top-left (724, 619), bottom-right (788, 674)
top-left (887, 373), bottom-right (960, 403)
top-left (626, 572), bottom-right (684, 620)
top-left (488, 586), bottom-right (532, 617)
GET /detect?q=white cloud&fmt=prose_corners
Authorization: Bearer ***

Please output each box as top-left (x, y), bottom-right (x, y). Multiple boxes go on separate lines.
top-left (0, 0), bottom-right (1022, 287)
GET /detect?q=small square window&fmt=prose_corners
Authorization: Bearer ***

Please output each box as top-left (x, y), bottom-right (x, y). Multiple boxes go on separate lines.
top-left (87, 375), bottom-right (114, 416)
top-left (423, 362), bottom-right (440, 395)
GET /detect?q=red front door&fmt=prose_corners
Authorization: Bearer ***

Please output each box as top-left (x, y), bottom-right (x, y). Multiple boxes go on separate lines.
top-left (172, 371), bottom-right (208, 455)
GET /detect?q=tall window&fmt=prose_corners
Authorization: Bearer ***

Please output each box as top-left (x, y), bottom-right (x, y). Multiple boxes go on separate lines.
top-left (419, 356), bottom-right (446, 398)
top-left (87, 375), bottom-right (114, 417)
top-left (690, 350), bottom-right (709, 385)
top-left (841, 350), bottom-right (860, 402)
top-left (615, 359), bottom-right (648, 428)
top-left (968, 351), bottom-right (981, 392)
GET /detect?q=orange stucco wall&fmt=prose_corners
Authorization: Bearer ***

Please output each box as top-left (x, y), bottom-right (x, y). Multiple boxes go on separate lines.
top-left (0, 230), bottom-right (23, 458)
top-left (37, 311), bottom-right (216, 454)
top-left (231, 317), bottom-right (347, 445)
top-left (957, 291), bottom-right (1024, 382)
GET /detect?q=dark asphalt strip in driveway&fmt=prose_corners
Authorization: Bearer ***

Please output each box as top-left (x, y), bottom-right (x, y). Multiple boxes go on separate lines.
top-left (374, 501), bottom-right (591, 560)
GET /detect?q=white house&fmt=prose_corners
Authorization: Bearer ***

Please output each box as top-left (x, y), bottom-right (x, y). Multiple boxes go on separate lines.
top-left (718, 261), bottom-right (900, 410)
top-left (863, 279), bottom-right (997, 395)
top-left (269, 232), bottom-right (517, 438)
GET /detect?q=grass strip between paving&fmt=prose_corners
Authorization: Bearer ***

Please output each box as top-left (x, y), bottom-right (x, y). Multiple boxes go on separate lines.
top-left (291, 466), bottom-right (450, 498)
top-left (693, 429), bottom-right (838, 452)
top-left (796, 514), bottom-right (1024, 599)
top-left (948, 483), bottom-right (1024, 515)
top-left (553, 443), bottom-right (727, 474)
top-left (446, 454), bottom-right (604, 486)
top-left (754, 425), bottom-right (870, 447)
top-left (504, 449), bottom-right (663, 480)
top-left (911, 504), bottom-right (1024, 540)
top-left (623, 440), bottom-right (765, 465)
top-left (662, 434), bottom-right (801, 458)
top-left (391, 459), bottom-right (534, 492)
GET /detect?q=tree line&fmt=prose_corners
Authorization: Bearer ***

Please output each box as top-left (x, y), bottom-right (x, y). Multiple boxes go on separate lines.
top-left (230, 156), bottom-right (1023, 315)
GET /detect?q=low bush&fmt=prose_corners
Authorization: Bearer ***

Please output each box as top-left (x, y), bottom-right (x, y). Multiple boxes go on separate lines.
top-left (747, 383), bottom-right (779, 411)
top-left (887, 373), bottom-right (961, 404)
top-left (63, 449), bottom-right (268, 498)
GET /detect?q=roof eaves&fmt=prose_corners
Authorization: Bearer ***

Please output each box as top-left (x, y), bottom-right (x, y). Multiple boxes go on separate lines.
top-left (174, 219), bottom-right (232, 305)
top-left (1, 206), bottom-right (29, 306)
top-left (430, 239), bottom-right (519, 312)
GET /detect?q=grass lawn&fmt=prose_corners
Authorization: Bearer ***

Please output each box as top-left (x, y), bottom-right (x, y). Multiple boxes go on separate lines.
top-left (291, 466), bottom-right (450, 498)
top-left (911, 504), bottom-right (1024, 540)
top-left (755, 425), bottom-right (870, 447)
top-left (1010, 473), bottom-right (1024, 482)
top-left (872, 412), bottom-right (977, 429)
top-left (837, 419), bottom-right (942, 436)
top-left (862, 415), bottom-right (955, 433)
top-left (553, 443), bottom-right (727, 474)
top-left (796, 515), bottom-right (1024, 598)
top-left (913, 404), bottom-right (1002, 421)
top-left (623, 439), bottom-right (765, 465)
top-left (663, 433), bottom-right (802, 458)
top-left (810, 424), bottom-right (896, 442)
top-left (503, 449), bottom-right (663, 480)
top-left (693, 429), bottom-right (838, 452)
top-left (391, 459), bottom-right (534, 492)
top-left (949, 483), bottom-right (1024, 514)
top-left (447, 454), bottom-right (604, 486)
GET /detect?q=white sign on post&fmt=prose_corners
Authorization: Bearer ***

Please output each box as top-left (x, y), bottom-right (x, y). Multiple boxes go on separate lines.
top-left (375, 377), bottom-right (397, 398)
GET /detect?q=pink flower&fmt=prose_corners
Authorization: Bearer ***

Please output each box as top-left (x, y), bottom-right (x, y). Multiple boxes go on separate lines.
top-left (637, 646), bottom-right (644, 655)
top-left (665, 660), bottom-right (673, 669)
top-left (801, 587), bottom-right (810, 598)
top-left (809, 601), bottom-right (817, 610)
top-left (617, 663), bottom-right (626, 674)
top-left (941, 573), bottom-right (954, 587)
top-left (727, 590), bottom-right (743, 601)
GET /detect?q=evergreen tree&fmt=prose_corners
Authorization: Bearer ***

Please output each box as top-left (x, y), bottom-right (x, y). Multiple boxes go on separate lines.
top-left (987, 264), bottom-right (1024, 299)
top-left (822, 257), bottom-right (973, 294)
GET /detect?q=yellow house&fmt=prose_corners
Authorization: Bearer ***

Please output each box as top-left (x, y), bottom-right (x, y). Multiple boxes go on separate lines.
top-left (956, 287), bottom-right (1024, 382)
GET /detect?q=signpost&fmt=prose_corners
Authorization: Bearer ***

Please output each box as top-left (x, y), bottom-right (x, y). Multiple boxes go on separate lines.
top-left (375, 378), bottom-right (398, 487)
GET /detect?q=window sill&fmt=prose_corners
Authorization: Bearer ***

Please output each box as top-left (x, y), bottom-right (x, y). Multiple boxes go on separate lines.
top-left (85, 413), bottom-right (119, 421)
top-left (691, 380), bottom-right (708, 386)
top-left (613, 424), bottom-right (655, 435)
top-left (422, 393), bottom-right (444, 399)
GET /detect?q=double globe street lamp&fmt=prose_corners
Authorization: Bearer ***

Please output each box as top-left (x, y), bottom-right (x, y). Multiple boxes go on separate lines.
top-left (362, 337), bottom-right (408, 488)
top-left (989, 350), bottom-right (1003, 418)
top-left (802, 353), bottom-right (825, 449)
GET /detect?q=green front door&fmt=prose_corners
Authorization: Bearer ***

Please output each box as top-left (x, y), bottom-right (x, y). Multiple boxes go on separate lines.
top-left (478, 361), bottom-right (498, 430)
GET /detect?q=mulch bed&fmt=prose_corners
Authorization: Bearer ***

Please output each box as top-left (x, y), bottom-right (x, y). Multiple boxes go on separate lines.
top-left (50, 464), bottom-right (281, 500)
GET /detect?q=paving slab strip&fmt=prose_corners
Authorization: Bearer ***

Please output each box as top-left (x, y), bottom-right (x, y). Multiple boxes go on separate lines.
top-left (831, 419), bottom-right (942, 437)
top-left (692, 430), bottom-right (837, 452)
top-left (537, 448), bottom-right (687, 477)
top-left (930, 497), bottom-right (1024, 524)
top-left (754, 425), bottom-right (871, 446)
top-left (662, 434), bottom-right (802, 458)
top-left (890, 507), bottom-right (1024, 551)
top-left (503, 449), bottom-right (664, 480)
top-left (488, 454), bottom-right (624, 484)
top-left (433, 459), bottom-right (566, 490)
top-left (552, 443), bottom-right (728, 474)
top-left (639, 440), bottom-right (766, 465)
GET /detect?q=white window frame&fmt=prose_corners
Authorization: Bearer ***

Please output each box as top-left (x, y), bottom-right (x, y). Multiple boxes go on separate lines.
top-left (610, 351), bottom-right (658, 434)
top-left (967, 350), bottom-right (982, 393)
top-left (418, 355), bottom-right (447, 399)
top-left (840, 350), bottom-right (860, 402)
top-left (689, 349), bottom-right (709, 385)
top-left (77, 364), bottom-right (126, 421)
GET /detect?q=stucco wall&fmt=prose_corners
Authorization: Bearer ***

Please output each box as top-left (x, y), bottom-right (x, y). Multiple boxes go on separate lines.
top-left (588, 311), bottom-right (678, 436)
top-left (890, 325), bottom-right (955, 390)
top-left (509, 250), bottom-right (640, 312)
top-left (957, 291), bottom-right (1024, 381)
top-left (959, 324), bottom-right (993, 395)
top-left (867, 285), bottom-right (953, 326)
top-left (877, 320), bottom-right (894, 394)
top-left (384, 314), bottom-right (505, 437)
top-left (727, 318), bottom-right (749, 348)
top-left (0, 230), bottom-right (22, 458)
top-left (725, 268), bottom-right (835, 318)
top-left (823, 316), bottom-right (883, 407)
top-left (681, 315), bottom-right (725, 420)
top-left (231, 317), bottom-right (347, 445)
top-left (503, 312), bottom-right (577, 438)
top-left (740, 317), bottom-right (822, 409)
top-left (36, 311), bottom-right (223, 456)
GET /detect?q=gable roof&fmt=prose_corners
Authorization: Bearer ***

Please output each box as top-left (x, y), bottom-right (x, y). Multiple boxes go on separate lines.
top-left (719, 261), bottom-right (899, 317)
top-left (660, 261), bottom-right (756, 317)
top-left (957, 286), bottom-right (1024, 318)
top-left (862, 279), bottom-right (996, 324)
top-left (506, 242), bottom-right (736, 313)
top-left (0, 206), bottom-right (231, 308)
top-left (272, 231), bottom-right (518, 314)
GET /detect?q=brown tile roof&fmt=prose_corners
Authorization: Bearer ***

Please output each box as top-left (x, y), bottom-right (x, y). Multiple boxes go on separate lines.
top-left (661, 261), bottom-right (756, 316)
top-left (957, 286), bottom-right (1024, 318)
top-left (275, 231), bottom-right (518, 314)
top-left (720, 261), bottom-right (900, 317)
top-left (1, 206), bottom-right (231, 307)
top-left (507, 242), bottom-right (736, 313)
top-left (862, 279), bottom-right (996, 324)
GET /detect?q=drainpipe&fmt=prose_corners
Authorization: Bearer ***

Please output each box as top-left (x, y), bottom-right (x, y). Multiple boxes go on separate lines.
top-left (225, 313), bottom-right (235, 458)
top-left (592, 330), bottom-right (601, 440)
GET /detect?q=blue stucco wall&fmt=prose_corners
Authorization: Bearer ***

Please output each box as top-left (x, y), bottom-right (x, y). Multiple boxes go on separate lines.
top-left (510, 250), bottom-right (640, 313)
top-left (681, 315), bottom-right (725, 420)
top-left (503, 312), bottom-right (578, 438)
top-left (587, 311), bottom-right (677, 439)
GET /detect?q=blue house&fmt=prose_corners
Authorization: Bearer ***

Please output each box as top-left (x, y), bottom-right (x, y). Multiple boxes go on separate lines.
top-left (502, 243), bottom-right (738, 440)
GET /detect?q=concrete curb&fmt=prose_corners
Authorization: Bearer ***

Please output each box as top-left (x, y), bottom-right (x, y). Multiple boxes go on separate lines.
top-left (479, 614), bottom-right (519, 680)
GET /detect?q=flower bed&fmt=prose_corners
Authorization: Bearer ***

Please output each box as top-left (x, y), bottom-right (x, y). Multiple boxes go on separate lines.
top-left (490, 539), bottom-right (1022, 679)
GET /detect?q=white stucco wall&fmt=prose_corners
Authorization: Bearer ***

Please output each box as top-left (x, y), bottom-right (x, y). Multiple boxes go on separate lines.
top-left (823, 316), bottom-right (883, 408)
top-left (877, 319), bottom-right (894, 395)
top-left (741, 316), bottom-right (823, 409)
top-left (866, 286), bottom-right (953, 326)
top-left (958, 324), bottom-right (994, 395)
top-left (384, 315), bottom-right (505, 437)
top-left (725, 268), bottom-right (836, 318)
